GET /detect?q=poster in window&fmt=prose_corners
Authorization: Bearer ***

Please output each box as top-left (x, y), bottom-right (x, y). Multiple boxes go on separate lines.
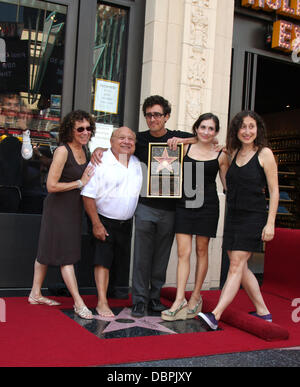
top-left (0, 38), bottom-right (28, 92)
top-left (93, 78), bottom-right (120, 114)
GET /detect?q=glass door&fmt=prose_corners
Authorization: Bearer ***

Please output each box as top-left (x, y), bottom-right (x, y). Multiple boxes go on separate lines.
top-left (74, 0), bottom-right (146, 150)
top-left (92, 4), bottom-right (129, 128)
top-left (0, 0), bottom-right (77, 214)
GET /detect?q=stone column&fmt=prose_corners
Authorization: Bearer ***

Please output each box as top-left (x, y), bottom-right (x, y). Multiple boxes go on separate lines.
top-left (138, 0), bottom-right (235, 290)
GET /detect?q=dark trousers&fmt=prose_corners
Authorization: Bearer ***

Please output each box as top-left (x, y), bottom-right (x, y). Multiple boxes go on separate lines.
top-left (93, 215), bottom-right (133, 298)
top-left (132, 203), bottom-right (175, 304)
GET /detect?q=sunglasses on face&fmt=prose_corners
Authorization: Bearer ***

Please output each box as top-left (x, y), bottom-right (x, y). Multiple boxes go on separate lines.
top-left (75, 126), bottom-right (93, 133)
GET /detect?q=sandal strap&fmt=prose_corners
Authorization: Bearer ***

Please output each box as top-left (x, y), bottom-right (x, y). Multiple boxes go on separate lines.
top-left (187, 296), bottom-right (203, 314)
top-left (74, 305), bottom-right (93, 319)
top-left (162, 299), bottom-right (187, 317)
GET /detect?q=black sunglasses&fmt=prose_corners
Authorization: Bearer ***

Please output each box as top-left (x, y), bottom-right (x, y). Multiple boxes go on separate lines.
top-left (144, 112), bottom-right (165, 119)
top-left (76, 126), bottom-right (93, 133)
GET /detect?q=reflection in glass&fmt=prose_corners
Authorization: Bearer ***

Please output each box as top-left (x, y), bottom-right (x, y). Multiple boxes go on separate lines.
top-left (0, 0), bottom-right (66, 214)
top-left (92, 3), bottom-right (128, 127)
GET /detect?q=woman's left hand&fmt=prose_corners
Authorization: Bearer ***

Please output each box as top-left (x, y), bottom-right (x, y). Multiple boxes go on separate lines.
top-left (262, 224), bottom-right (275, 242)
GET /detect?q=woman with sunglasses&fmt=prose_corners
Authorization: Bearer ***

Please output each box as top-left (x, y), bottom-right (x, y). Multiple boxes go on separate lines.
top-left (28, 110), bottom-right (95, 319)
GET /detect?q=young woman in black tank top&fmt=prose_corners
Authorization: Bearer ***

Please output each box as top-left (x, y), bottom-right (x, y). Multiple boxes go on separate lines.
top-left (198, 110), bottom-right (279, 330)
top-left (162, 113), bottom-right (229, 321)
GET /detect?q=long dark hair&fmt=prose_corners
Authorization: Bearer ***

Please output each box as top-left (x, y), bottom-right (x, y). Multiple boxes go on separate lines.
top-left (192, 112), bottom-right (220, 136)
top-left (226, 110), bottom-right (269, 153)
top-left (58, 110), bottom-right (95, 144)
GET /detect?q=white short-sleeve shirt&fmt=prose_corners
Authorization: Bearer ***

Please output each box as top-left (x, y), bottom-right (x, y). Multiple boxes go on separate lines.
top-left (81, 149), bottom-right (142, 220)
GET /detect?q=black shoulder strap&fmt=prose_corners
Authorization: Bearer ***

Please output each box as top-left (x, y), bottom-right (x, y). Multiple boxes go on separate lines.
top-left (186, 143), bottom-right (192, 154)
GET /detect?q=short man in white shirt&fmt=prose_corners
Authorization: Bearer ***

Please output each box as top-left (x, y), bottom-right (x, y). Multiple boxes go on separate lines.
top-left (81, 127), bottom-right (142, 317)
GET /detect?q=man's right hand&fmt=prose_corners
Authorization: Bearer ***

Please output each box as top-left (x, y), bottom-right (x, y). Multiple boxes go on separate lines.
top-left (90, 147), bottom-right (107, 165)
top-left (93, 222), bottom-right (109, 241)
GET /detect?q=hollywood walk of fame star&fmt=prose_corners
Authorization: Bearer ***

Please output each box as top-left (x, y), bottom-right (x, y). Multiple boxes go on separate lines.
top-left (93, 307), bottom-right (176, 335)
top-left (153, 148), bottom-right (178, 173)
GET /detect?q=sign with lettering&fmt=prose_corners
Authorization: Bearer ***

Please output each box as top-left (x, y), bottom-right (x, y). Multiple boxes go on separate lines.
top-left (88, 123), bottom-right (113, 153)
top-left (242, 0), bottom-right (300, 53)
top-left (93, 79), bottom-right (120, 114)
top-left (0, 38), bottom-right (28, 92)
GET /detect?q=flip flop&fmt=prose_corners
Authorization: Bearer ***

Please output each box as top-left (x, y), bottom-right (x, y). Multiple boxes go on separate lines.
top-left (95, 308), bottom-right (115, 318)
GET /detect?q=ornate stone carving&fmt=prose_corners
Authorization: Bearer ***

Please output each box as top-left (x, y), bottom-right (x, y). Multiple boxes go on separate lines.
top-left (186, 0), bottom-right (209, 126)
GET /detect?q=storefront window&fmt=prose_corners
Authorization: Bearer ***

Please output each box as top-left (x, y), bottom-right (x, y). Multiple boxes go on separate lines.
top-left (0, 0), bottom-right (67, 214)
top-left (91, 3), bottom-right (128, 128)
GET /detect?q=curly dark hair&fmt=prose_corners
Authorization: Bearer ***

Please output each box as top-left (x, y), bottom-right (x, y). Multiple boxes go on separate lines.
top-left (192, 112), bottom-right (220, 136)
top-left (58, 110), bottom-right (95, 144)
top-left (226, 110), bottom-right (269, 154)
top-left (142, 95), bottom-right (172, 116)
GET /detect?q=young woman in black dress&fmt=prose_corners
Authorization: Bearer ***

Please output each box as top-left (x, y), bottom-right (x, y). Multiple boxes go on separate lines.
top-left (198, 110), bottom-right (279, 330)
top-left (162, 113), bottom-right (229, 321)
top-left (28, 110), bottom-right (95, 320)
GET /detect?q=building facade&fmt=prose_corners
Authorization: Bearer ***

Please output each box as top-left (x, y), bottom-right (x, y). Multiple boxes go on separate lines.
top-left (1, 0), bottom-right (299, 295)
top-left (141, 0), bottom-right (234, 290)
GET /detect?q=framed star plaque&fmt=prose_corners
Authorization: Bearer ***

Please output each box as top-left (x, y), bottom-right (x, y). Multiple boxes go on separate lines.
top-left (147, 143), bottom-right (183, 198)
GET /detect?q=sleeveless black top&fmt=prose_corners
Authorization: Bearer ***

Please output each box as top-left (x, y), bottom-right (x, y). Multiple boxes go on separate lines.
top-left (226, 150), bottom-right (267, 213)
top-left (177, 145), bottom-right (222, 209)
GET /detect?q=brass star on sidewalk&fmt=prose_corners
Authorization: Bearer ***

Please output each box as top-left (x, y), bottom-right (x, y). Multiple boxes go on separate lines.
top-left (153, 148), bottom-right (178, 173)
top-left (93, 307), bottom-right (176, 335)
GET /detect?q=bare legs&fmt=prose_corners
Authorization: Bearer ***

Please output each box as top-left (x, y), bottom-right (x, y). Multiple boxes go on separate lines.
top-left (168, 234), bottom-right (209, 312)
top-left (29, 259), bottom-right (89, 310)
top-left (94, 265), bottom-right (114, 317)
top-left (212, 250), bottom-right (270, 321)
top-left (60, 264), bottom-right (87, 309)
top-left (192, 236), bottom-right (209, 306)
top-left (29, 260), bottom-right (48, 300)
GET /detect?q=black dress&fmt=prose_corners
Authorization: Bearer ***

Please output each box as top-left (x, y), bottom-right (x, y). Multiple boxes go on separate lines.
top-left (36, 144), bottom-right (88, 266)
top-left (175, 146), bottom-right (222, 237)
top-left (222, 150), bottom-right (268, 253)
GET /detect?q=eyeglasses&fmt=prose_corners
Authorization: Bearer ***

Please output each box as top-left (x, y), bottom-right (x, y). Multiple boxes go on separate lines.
top-left (144, 112), bottom-right (165, 119)
top-left (76, 126), bottom-right (93, 133)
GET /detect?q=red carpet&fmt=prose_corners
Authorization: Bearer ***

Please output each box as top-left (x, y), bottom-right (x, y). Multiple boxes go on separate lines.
top-left (0, 228), bottom-right (299, 366)
top-left (0, 289), bottom-right (299, 367)
top-left (262, 228), bottom-right (300, 301)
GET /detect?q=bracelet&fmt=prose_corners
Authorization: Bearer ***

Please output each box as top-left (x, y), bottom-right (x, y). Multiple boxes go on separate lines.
top-left (77, 179), bottom-right (83, 190)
